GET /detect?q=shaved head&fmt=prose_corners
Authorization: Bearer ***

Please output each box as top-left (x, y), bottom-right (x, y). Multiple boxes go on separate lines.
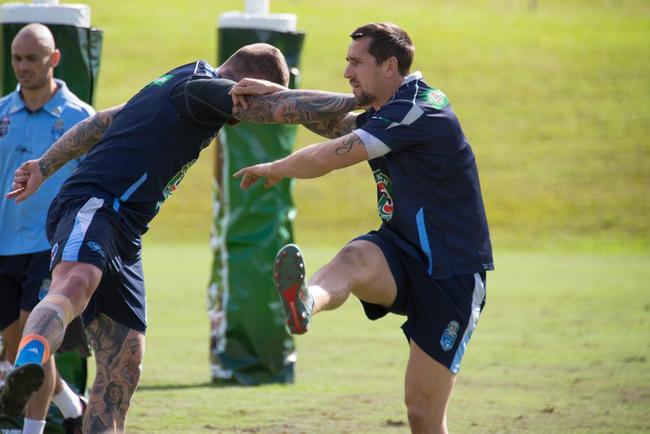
top-left (12, 23), bottom-right (56, 54)
top-left (11, 23), bottom-right (60, 92)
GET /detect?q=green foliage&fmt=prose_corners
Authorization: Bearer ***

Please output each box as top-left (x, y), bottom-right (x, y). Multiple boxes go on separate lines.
top-left (117, 243), bottom-right (649, 433)
top-left (81, 0), bottom-right (649, 251)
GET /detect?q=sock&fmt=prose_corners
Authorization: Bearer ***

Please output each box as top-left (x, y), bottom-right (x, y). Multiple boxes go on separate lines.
top-left (22, 418), bottom-right (46, 434)
top-left (15, 335), bottom-right (50, 367)
top-left (52, 381), bottom-right (83, 419)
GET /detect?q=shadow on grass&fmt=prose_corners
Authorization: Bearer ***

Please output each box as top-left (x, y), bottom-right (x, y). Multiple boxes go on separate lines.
top-left (138, 382), bottom-right (214, 391)
top-left (139, 381), bottom-right (267, 391)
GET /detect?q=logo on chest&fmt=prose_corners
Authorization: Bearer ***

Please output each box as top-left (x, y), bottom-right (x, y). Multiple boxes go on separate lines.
top-left (158, 159), bottom-right (197, 210)
top-left (373, 169), bottom-right (394, 222)
top-left (0, 116), bottom-right (10, 137)
top-left (52, 118), bottom-right (65, 140)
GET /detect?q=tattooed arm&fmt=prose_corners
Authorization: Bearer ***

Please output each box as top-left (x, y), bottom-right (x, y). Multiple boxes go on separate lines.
top-left (233, 131), bottom-right (368, 189)
top-left (302, 112), bottom-right (359, 139)
top-left (229, 78), bottom-right (359, 137)
top-left (232, 90), bottom-right (357, 125)
top-left (7, 105), bottom-right (123, 202)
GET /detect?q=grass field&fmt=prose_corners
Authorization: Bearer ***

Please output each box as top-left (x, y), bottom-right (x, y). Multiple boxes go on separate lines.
top-left (118, 243), bottom-right (649, 433)
top-left (30, 0), bottom-right (650, 432)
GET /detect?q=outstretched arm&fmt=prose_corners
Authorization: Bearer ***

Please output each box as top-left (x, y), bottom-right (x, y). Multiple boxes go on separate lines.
top-left (233, 131), bottom-right (367, 189)
top-left (231, 89), bottom-right (357, 125)
top-left (229, 78), bottom-right (359, 138)
top-left (7, 105), bottom-right (123, 202)
top-left (301, 112), bottom-right (359, 139)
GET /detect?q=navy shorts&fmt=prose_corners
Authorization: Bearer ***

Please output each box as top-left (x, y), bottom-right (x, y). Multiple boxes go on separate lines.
top-left (0, 251), bottom-right (51, 330)
top-left (47, 195), bottom-right (147, 333)
top-left (355, 230), bottom-right (487, 374)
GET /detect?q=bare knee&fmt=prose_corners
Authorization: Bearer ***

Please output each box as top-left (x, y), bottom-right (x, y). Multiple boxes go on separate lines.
top-left (329, 242), bottom-right (379, 286)
top-left (55, 269), bottom-right (95, 299)
top-left (89, 323), bottom-right (144, 397)
top-left (51, 263), bottom-right (102, 314)
top-left (333, 243), bottom-right (368, 269)
top-left (405, 391), bottom-right (446, 434)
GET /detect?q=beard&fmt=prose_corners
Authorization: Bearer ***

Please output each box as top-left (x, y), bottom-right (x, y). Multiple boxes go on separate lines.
top-left (354, 89), bottom-right (375, 107)
top-left (17, 75), bottom-right (49, 91)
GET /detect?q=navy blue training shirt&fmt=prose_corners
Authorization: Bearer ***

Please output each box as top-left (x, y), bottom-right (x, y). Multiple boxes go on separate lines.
top-left (57, 61), bottom-right (234, 236)
top-left (355, 71), bottom-right (494, 278)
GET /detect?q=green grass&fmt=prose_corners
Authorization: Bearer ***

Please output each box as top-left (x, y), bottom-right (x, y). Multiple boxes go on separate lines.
top-left (46, 2), bottom-right (650, 430)
top-left (76, 0), bottom-right (649, 252)
top-left (103, 243), bottom-right (650, 433)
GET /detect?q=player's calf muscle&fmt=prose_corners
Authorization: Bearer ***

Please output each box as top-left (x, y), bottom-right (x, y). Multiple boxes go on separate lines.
top-left (23, 306), bottom-right (65, 351)
top-left (87, 317), bottom-right (143, 429)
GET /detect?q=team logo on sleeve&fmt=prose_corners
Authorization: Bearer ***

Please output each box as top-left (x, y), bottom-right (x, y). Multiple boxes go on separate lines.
top-left (421, 88), bottom-right (449, 110)
top-left (0, 116), bottom-right (10, 137)
top-left (440, 320), bottom-right (460, 352)
top-left (373, 169), bottom-right (394, 222)
top-left (146, 74), bottom-right (173, 87)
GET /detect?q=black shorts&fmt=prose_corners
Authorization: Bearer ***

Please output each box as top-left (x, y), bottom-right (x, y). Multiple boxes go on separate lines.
top-left (354, 229), bottom-right (487, 374)
top-left (47, 195), bottom-right (147, 333)
top-left (0, 251), bottom-right (51, 330)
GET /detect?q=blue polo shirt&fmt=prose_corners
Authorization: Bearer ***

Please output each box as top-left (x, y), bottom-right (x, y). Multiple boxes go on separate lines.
top-left (0, 80), bottom-right (94, 255)
top-left (355, 71), bottom-right (494, 278)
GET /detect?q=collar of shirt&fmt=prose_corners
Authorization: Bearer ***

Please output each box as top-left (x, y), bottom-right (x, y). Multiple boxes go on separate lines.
top-left (401, 71), bottom-right (423, 86)
top-left (365, 71), bottom-right (424, 115)
top-left (8, 78), bottom-right (71, 117)
top-left (193, 60), bottom-right (219, 79)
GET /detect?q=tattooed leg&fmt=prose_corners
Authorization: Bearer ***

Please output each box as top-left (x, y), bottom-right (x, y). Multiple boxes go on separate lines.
top-left (22, 262), bottom-right (102, 357)
top-left (85, 314), bottom-right (144, 434)
top-left (0, 262), bottom-right (102, 418)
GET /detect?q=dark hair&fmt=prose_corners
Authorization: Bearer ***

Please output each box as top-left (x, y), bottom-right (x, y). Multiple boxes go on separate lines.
top-left (350, 23), bottom-right (414, 76)
top-left (223, 43), bottom-right (289, 86)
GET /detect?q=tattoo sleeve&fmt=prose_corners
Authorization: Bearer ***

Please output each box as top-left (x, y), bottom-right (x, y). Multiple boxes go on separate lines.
top-left (303, 112), bottom-right (359, 139)
top-left (38, 105), bottom-right (123, 177)
top-left (232, 90), bottom-right (356, 125)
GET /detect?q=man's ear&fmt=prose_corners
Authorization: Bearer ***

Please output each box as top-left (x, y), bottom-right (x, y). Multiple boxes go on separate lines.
top-left (384, 56), bottom-right (399, 77)
top-left (50, 49), bottom-right (61, 68)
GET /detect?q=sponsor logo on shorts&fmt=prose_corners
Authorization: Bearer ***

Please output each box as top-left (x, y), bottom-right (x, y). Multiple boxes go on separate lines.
top-left (440, 320), bottom-right (460, 352)
top-left (86, 241), bottom-right (106, 258)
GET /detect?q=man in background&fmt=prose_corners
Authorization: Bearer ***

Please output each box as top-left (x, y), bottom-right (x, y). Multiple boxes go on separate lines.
top-left (0, 23), bottom-right (93, 434)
